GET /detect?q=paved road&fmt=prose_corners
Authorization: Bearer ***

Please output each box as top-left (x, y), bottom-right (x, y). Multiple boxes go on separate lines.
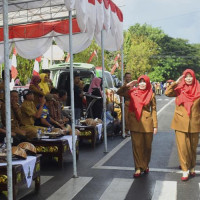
top-left (2, 94), bottom-right (200, 200)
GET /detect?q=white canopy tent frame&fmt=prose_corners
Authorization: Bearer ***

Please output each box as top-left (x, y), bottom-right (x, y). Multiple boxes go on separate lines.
top-left (2, 1), bottom-right (124, 199)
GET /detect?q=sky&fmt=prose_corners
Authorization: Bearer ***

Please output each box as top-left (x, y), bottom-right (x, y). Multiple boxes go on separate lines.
top-left (113, 0), bottom-right (200, 44)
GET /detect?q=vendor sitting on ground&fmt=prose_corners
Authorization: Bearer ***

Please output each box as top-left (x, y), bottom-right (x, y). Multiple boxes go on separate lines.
top-left (20, 89), bottom-right (46, 139)
top-left (106, 103), bottom-right (121, 136)
top-left (35, 94), bottom-right (64, 129)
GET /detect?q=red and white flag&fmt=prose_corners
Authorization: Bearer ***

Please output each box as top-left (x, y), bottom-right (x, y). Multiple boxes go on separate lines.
top-left (111, 54), bottom-right (120, 74)
top-left (11, 47), bottom-right (18, 79)
top-left (33, 56), bottom-right (42, 76)
top-left (111, 61), bottom-right (119, 74)
top-left (87, 50), bottom-right (98, 63)
top-left (65, 53), bottom-right (70, 62)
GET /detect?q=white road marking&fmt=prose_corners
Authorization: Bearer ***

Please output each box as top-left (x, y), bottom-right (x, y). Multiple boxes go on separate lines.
top-left (99, 178), bottom-right (133, 200)
top-left (157, 98), bottom-right (175, 116)
top-left (199, 183), bottom-right (200, 199)
top-left (92, 98), bottom-right (175, 169)
top-left (152, 181), bottom-right (177, 200)
top-left (47, 177), bottom-right (92, 200)
top-left (18, 176), bottom-right (53, 199)
top-left (157, 99), bottom-right (162, 101)
top-left (164, 99), bottom-right (170, 101)
top-left (92, 137), bottom-right (131, 168)
top-left (93, 165), bottom-right (200, 174)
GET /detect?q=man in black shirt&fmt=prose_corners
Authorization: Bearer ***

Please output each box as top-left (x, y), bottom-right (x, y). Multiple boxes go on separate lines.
top-left (74, 72), bottom-right (83, 120)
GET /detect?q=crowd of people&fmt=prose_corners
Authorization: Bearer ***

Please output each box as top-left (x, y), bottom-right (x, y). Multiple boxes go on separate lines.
top-left (0, 69), bottom-right (122, 146)
top-left (0, 70), bottom-right (70, 145)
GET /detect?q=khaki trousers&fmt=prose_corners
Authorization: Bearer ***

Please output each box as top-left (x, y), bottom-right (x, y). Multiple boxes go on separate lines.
top-left (21, 125), bottom-right (45, 139)
top-left (175, 131), bottom-right (199, 171)
top-left (131, 132), bottom-right (153, 170)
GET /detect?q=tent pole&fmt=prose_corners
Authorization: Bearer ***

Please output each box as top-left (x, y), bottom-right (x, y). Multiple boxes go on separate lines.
top-left (69, 10), bottom-right (77, 177)
top-left (101, 30), bottom-right (108, 153)
top-left (3, 0), bottom-right (13, 199)
top-left (121, 46), bottom-right (125, 138)
top-left (50, 44), bottom-right (53, 66)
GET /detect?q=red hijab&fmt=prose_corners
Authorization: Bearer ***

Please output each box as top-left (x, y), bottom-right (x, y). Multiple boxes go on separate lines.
top-left (174, 69), bottom-right (200, 115)
top-left (30, 75), bottom-right (41, 89)
top-left (129, 75), bottom-right (153, 121)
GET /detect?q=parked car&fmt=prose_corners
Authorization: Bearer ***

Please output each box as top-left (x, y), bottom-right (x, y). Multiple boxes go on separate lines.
top-left (50, 62), bottom-right (96, 91)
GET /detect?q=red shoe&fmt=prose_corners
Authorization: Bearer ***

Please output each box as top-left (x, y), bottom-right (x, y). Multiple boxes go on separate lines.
top-left (181, 171), bottom-right (189, 181)
top-left (190, 168), bottom-right (195, 177)
top-left (133, 169), bottom-right (141, 178)
top-left (181, 176), bottom-right (189, 181)
top-left (190, 172), bottom-right (196, 177)
top-left (144, 167), bottom-right (149, 174)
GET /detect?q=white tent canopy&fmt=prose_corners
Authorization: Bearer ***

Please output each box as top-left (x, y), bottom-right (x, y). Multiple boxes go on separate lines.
top-left (0, 0), bottom-right (123, 63)
top-left (43, 45), bottom-right (64, 60)
top-left (1, 1), bottom-right (124, 198)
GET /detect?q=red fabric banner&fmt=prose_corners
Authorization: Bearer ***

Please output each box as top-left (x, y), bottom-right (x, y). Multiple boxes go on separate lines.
top-left (0, 19), bottom-right (81, 42)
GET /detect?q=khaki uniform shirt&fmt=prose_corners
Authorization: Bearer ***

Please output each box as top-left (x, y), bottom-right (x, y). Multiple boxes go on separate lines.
top-left (1, 103), bottom-right (22, 130)
top-left (165, 82), bottom-right (200, 133)
top-left (117, 85), bottom-right (158, 132)
top-left (29, 84), bottom-right (45, 106)
top-left (21, 100), bottom-right (37, 126)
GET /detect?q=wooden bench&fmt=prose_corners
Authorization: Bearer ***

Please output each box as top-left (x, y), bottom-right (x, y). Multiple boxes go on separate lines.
top-left (31, 136), bottom-right (79, 168)
top-left (76, 125), bottom-right (102, 148)
top-left (0, 155), bottom-right (41, 200)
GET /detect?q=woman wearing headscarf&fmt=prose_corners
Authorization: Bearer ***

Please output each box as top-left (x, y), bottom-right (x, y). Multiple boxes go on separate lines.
top-left (87, 77), bottom-right (103, 119)
top-left (29, 75), bottom-right (45, 106)
top-left (165, 69), bottom-right (200, 181)
top-left (117, 75), bottom-right (158, 178)
top-left (39, 73), bottom-right (50, 95)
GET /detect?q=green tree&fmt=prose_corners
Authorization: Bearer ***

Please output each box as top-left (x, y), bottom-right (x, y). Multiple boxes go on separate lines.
top-left (16, 55), bottom-right (38, 85)
top-left (125, 34), bottom-right (159, 79)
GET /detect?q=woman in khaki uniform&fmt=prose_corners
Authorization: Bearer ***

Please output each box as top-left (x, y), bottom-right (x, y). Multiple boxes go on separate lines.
top-left (29, 75), bottom-right (45, 106)
top-left (165, 69), bottom-right (200, 181)
top-left (20, 89), bottom-right (46, 139)
top-left (117, 75), bottom-right (158, 178)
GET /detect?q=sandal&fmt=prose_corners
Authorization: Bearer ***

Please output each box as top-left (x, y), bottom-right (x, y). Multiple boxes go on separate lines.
top-left (133, 169), bottom-right (141, 178)
top-left (144, 167), bottom-right (149, 174)
top-left (189, 168), bottom-right (196, 177)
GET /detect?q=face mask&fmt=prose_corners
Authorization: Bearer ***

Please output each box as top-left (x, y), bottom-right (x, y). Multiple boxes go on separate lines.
top-left (139, 82), bottom-right (146, 86)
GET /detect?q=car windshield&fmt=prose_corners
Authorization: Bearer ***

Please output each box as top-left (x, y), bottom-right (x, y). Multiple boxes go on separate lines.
top-left (57, 71), bottom-right (95, 91)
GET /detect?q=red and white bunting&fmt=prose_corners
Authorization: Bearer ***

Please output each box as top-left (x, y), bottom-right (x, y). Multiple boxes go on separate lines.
top-left (87, 50), bottom-right (98, 63)
top-left (33, 57), bottom-right (42, 76)
top-left (11, 47), bottom-right (18, 79)
top-left (65, 53), bottom-right (70, 62)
